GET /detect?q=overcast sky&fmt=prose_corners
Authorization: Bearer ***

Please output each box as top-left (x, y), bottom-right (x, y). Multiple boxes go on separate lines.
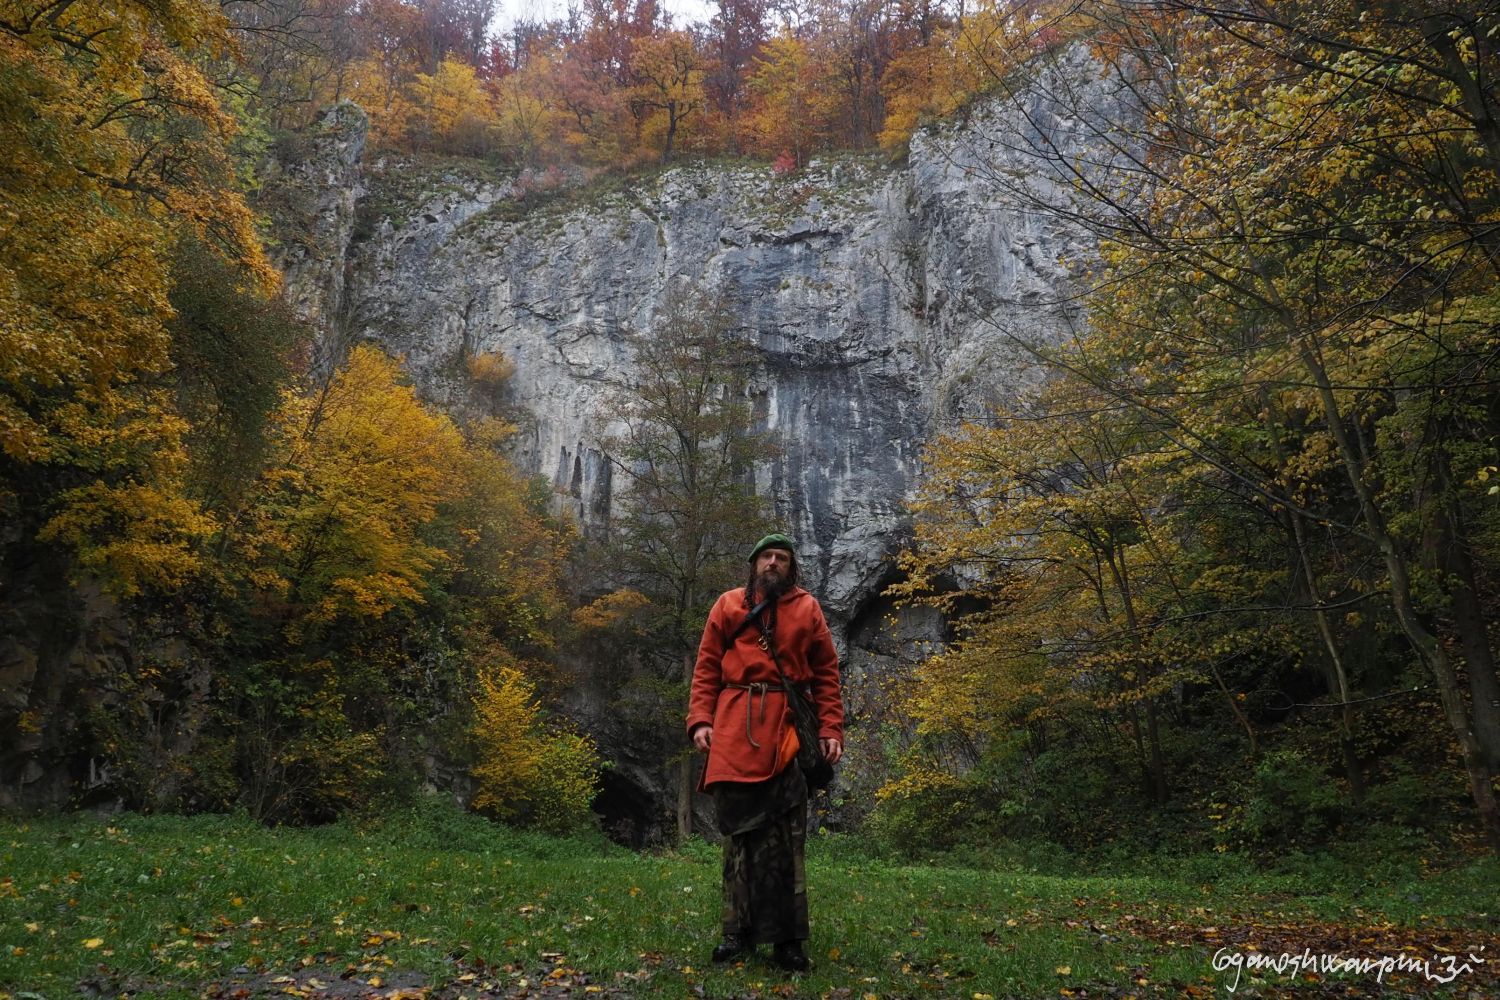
top-left (492, 0), bottom-right (718, 31)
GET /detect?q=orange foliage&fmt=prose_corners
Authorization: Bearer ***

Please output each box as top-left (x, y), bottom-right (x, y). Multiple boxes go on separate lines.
top-left (276, 0), bottom-right (1097, 166)
top-left (745, 31), bottom-right (835, 168)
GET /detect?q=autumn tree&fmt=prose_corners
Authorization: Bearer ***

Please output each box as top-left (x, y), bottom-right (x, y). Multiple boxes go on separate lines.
top-left (702, 0), bottom-right (770, 148)
top-left (595, 289), bottom-right (775, 840)
top-left (1, 0), bottom-right (273, 598)
top-left (339, 0), bottom-right (425, 129)
top-left (746, 29), bottom-right (833, 164)
top-left (877, 0), bottom-right (1034, 151)
top-left (808, 0), bottom-right (894, 148)
top-left (934, 0), bottom-right (1500, 849)
top-left (0, 0), bottom-right (318, 813)
top-left (166, 238), bottom-right (310, 510)
top-left (628, 29), bottom-right (706, 160)
top-left (489, 60), bottom-right (570, 167)
top-left (196, 345), bottom-right (572, 821)
top-left (418, 0), bottom-right (498, 71)
top-left (226, 0), bottom-right (359, 131)
top-left (892, 366), bottom-right (1274, 820)
top-left (401, 55), bottom-right (495, 152)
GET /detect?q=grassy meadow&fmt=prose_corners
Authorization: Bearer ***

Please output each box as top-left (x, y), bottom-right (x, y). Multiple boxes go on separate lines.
top-left (1, 803), bottom-right (1496, 999)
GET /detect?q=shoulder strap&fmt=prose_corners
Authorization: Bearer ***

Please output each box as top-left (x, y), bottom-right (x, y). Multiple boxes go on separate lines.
top-left (729, 598), bottom-right (771, 641)
top-left (729, 597), bottom-right (798, 694)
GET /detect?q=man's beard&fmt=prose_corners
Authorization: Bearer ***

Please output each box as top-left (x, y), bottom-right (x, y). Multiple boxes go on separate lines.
top-left (756, 568), bottom-right (789, 601)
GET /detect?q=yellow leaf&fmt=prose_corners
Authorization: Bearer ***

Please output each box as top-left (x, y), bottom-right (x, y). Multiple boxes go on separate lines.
top-left (1056, 965), bottom-right (1072, 975)
top-left (83, 937), bottom-right (104, 949)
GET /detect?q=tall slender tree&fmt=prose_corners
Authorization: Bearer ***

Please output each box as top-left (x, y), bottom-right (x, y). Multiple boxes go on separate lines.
top-left (598, 289), bottom-right (776, 840)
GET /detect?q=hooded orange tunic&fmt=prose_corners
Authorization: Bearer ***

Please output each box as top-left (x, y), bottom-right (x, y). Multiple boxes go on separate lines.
top-left (686, 585), bottom-right (843, 789)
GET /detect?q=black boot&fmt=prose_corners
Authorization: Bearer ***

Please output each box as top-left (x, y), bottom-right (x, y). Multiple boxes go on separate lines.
top-left (770, 940), bottom-right (810, 973)
top-left (712, 934), bottom-right (750, 963)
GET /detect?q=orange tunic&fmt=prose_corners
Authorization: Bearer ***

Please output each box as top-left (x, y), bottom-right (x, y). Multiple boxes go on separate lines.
top-left (686, 586), bottom-right (843, 789)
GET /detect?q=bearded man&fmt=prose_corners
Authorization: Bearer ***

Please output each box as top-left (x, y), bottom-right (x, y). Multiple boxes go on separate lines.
top-left (686, 533), bottom-right (844, 973)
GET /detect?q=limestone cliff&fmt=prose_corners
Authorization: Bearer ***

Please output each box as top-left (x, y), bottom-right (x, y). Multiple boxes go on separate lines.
top-left (278, 59), bottom-right (1105, 645)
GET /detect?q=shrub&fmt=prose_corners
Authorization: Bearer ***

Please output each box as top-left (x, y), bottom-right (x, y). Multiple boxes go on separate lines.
top-left (470, 664), bottom-right (603, 835)
top-left (869, 763), bottom-right (989, 857)
top-left (1237, 749), bottom-right (1344, 847)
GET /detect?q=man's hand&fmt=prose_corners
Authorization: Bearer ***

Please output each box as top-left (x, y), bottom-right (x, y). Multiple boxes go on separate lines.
top-left (819, 737), bottom-right (842, 765)
top-left (692, 725), bottom-right (713, 752)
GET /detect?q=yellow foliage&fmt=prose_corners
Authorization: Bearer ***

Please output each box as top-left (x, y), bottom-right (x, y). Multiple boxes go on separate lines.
top-left (341, 56), bottom-right (414, 144)
top-left (445, 416), bottom-right (572, 649)
top-left (879, 40), bottom-right (964, 152)
top-left (239, 345), bottom-right (467, 631)
top-left (628, 30), bottom-right (706, 160)
top-left (466, 351), bottom-right (516, 390)
top-left (470, 662), bottom-right (602, 834)
top-left (745, 31), bottom-right (835, 165)
top-left (401, 58), bottom-right (493, 154)
top-left (490, 66), bottom-right (568, 166)
top-left (2, 0), bottom-right (273, 593)
top-left (39, 478), bottom-right (217, 599)
top-left (874, 759), bottom-right (967, 803)
top-left (572, 588), bottom-right (651, 632)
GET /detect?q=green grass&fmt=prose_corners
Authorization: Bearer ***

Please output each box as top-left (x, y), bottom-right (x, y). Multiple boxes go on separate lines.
top-left (1, 803), bottom-right (1496, 998)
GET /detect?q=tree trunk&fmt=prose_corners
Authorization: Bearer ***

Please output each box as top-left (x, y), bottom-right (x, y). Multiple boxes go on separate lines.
top-left (677, 648), bottom-right (694, 842)
top-left (662, 105), bottom-right (678, 163)
top-left (1435, 463), bottom-right (1500, 770)
top-left (1297, 340), bottom-right (1500, 853)
top-left (1286, 509), bottom-right (1365, 800)
top-left (1145, 698), bottom-right (1168, 804)
top-left (1106, 546), bottom-right (1170, 803)
top-left (1261, 397), bottom-right (1364, 797)
top-left (1207, 656), bottom-right (1259, 758)
top-left (1125, 701), bottom-right (1153, 798)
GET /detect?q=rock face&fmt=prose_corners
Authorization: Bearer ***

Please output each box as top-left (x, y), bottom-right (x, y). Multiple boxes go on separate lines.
top-left (275, 51), bottom-right (1115, 838)
top-left (259, 102), bottom-right (369, 371)
top-left (288, 95), bottom-right (1099, 626)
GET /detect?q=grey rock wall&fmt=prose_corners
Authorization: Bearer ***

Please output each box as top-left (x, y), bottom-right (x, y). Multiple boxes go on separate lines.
top-left (278, 66), bottom-right (1108, 638)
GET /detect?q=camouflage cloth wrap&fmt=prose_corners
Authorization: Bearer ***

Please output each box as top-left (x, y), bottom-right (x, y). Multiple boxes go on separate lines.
top-left (720, 801), bottom-right (809, 945)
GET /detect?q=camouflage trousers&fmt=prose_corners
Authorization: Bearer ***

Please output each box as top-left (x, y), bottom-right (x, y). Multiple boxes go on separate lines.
top-left (719, 801), bottom-right (809, 944)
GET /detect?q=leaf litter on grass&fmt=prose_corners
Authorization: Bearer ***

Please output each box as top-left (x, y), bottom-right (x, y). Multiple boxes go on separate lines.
top-left (83, 951), bottom-right (644, 1000)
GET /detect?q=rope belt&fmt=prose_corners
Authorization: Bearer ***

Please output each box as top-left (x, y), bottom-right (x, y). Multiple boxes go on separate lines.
top-left (723, 682), bottom-right (781, 749)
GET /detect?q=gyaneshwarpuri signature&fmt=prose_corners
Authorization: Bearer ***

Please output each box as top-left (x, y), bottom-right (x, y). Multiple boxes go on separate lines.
top-left (1211, 945), bottom-right (1487, 993)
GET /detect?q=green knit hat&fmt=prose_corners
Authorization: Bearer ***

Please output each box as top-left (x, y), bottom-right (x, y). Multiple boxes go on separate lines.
top-left (748, 533), bottom-right (796, 562)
